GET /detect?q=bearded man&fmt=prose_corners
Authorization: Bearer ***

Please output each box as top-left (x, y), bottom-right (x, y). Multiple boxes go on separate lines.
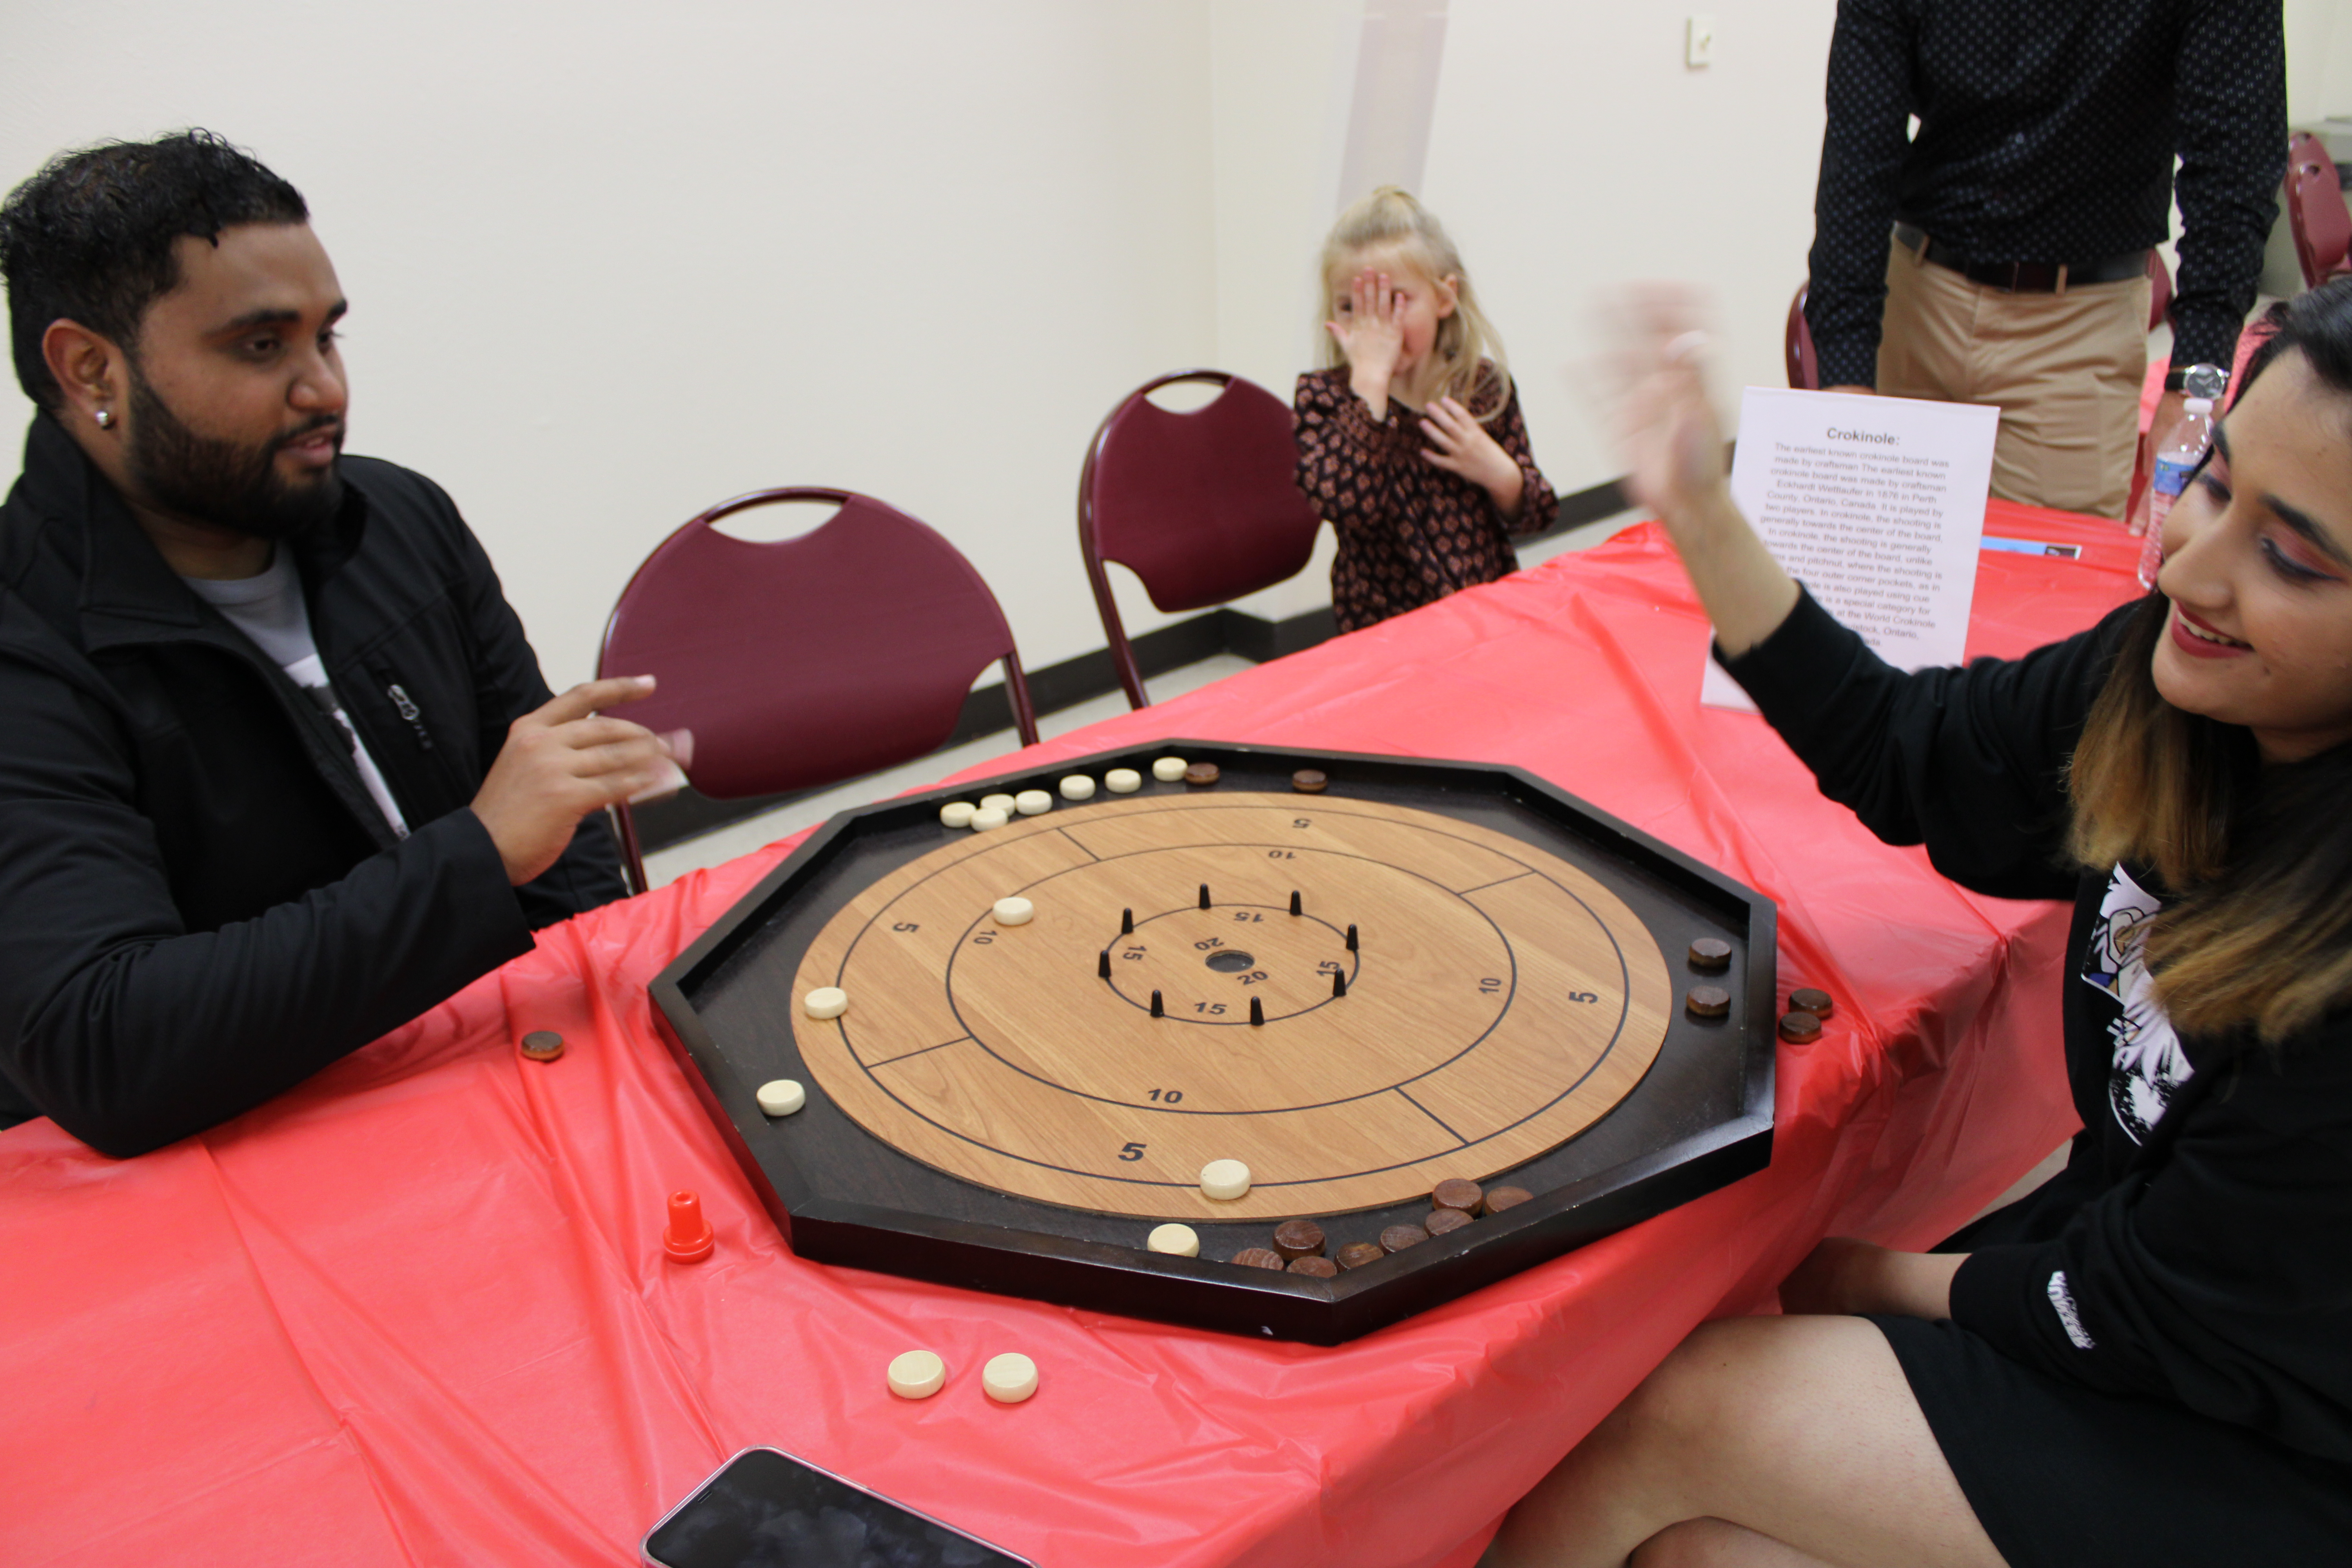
top-left (0, 132), bottom-right (679, 1156)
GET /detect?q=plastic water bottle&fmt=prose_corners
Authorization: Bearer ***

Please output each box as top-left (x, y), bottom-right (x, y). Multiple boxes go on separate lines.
top-left (2136, 362), bottom-right (2227, 590)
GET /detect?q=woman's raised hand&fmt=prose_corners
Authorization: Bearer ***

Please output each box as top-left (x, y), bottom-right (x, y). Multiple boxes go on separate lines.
top-left (1612, 285), bottom-right (1733, 534)
top-left (1600, 285), bottom-right (1799, 657)
top-left (1328, 267), bottom-right (1407, 416)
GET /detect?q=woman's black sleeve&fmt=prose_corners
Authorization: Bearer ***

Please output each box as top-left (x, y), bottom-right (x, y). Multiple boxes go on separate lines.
top-left (1716, 588), bottom-right (2143, 902)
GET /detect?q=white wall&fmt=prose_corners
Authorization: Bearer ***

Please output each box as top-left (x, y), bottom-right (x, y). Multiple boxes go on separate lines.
top-left (1422, 2), bottom-right (1837, 496)
top-left (3, 1), bottom-right (2344, 696)
top-left (2288, 0), bottom-right (2352, 123)
top-left (0, 2), bottom-right (1221, 688)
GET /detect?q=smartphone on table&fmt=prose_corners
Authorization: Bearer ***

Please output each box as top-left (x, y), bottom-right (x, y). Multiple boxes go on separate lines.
top-left (641, 1446), bottom-right (1037, 1568)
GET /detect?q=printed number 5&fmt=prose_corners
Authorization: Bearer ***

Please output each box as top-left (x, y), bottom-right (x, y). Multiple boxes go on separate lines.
top-left (1118, 1142), bottom-right (1147, 1162)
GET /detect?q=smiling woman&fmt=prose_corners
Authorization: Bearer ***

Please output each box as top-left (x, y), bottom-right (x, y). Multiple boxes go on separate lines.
top-left (1480, 282), bottom-right (2352, 1568)
top-left (2070, 294), bottom-right (2352, 1046)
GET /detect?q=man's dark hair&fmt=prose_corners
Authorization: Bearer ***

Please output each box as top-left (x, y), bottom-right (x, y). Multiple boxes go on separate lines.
top-left (0, 131), bottom-right (307, 410)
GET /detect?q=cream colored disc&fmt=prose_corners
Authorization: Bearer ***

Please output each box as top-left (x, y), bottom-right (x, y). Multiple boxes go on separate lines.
top-left (887, 1349), bottom-right (946, 1399)
top-left (1147, 1223), bottom-right (1200, 1256)
top-left (1199, 1158), bottom-right (1251, 1200)
top-left (981, 1352), bottom-right (1038, 1404)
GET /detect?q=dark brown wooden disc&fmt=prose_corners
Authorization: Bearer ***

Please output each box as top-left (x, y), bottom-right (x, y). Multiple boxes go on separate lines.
top-left (1291, 769), bottom-right (1328, 794)
top-left (1272, 1220), bottom-right (1327, 1260)
top-left (1424, 1207), bottom-right (1473, 1238)
top-left (1184, 762), bottom-right (1221, 787)
top-left (1778, 1009), bottom-right (1823, 1044)
top-left (1336, 1241), bottom-right (1387, 1270)
top-left (1789, 987), bottom-right (1833, 1020)
top-left (520, 1030), bottom-right (565, 1062)
top-left (1432, 1178), bottom-right (1484, 1214)
top-left (1286, 1255), bottom-right (1340, 1278)
top-left (1685, 985), bottom-right (1731, 1019)
top-left (1379, 1223), bottom-right (1430, 1254)
top-left (1688, 937), bottom-right (1732, 973)
top-left (1231, 1247), bottom-right (1287, 1270)
top-left (1485, 1185), bottom-right (1534, 1213)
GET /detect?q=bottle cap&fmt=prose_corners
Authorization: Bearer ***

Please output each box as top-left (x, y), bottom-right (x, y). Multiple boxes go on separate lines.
top-left (2182, 362), bottom-right (2228, 402)
top-left (2185, 397), bottom-right (2214, 415)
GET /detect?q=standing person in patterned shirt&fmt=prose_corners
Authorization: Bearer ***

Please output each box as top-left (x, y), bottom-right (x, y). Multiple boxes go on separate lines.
top-left (1804, 0), bottom-right (2285, 520)
top-left (1295, 188), bottom-right (1556, 633)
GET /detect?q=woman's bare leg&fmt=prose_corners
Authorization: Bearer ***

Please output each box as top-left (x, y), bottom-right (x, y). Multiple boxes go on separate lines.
top-left (1480, 1316), bottom-right (2006, 1568)
top-left (1631, 1518), bottom-right (1834, 1568)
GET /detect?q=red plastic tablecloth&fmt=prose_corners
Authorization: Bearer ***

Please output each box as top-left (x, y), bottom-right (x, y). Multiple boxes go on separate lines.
top-left (0, 505), bottom-right (2139, 1568)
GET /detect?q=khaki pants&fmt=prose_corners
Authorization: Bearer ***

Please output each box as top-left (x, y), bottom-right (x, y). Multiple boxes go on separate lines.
top-left (1876, 236), bottom-right (2149, 519)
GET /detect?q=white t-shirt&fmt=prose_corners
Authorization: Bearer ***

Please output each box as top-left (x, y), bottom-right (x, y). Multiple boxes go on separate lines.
top-left (182, 551), bottom-right (410, 838)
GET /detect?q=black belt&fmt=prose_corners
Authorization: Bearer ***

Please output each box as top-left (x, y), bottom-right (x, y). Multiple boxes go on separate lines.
top-left (1893, 222), bottom-right (2149, 293)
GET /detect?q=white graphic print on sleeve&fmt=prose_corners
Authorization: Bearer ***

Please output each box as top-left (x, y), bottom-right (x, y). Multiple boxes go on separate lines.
top-left (2078, 864), bottom-right (2191, 1144)
top-left (2046, 1271), bottom-right (2097, 1350)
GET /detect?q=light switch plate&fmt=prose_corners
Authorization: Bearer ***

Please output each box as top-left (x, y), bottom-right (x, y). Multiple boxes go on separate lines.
top-left (1686, 14), bottom-right (1716, 67)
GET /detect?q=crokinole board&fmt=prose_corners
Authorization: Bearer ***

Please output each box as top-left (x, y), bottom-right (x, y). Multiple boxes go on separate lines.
top-left (652, 742), bottom-right (1777, 1344)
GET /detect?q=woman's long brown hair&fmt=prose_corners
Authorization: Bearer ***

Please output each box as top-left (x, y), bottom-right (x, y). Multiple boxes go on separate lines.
top-left (2067, 282), bottom-right (2352, 1044)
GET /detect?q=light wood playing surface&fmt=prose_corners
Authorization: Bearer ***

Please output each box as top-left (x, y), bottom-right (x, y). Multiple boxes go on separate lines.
top-left (790, 792), bottom-right (1671, 1220)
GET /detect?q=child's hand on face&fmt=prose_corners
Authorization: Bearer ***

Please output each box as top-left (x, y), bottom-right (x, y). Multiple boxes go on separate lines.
top-left (1420, 397), bottom-right (1527, 519)
top-left (1328, 268), bottom-right (1408, 409)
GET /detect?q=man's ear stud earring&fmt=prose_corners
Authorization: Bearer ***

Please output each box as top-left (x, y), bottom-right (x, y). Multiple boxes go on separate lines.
top-left (93, 408), bottom-right (113, 428)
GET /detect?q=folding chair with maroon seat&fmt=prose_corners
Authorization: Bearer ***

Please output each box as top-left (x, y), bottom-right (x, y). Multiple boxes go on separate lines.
top-left (2285, 131), bottom-right (2352, 289)
top-left (597, 487), bottom-right (1038, 893)
top-left (1078, 370), bottom-right (1325, 710)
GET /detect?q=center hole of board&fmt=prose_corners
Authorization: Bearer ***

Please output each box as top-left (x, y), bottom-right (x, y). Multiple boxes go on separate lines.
top-left (1203, 949), bottom-right (1257, 973)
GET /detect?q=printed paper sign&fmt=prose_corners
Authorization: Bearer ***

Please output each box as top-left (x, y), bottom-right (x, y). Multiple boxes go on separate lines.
top-left (1701, 389), bottom-right (2000, 713)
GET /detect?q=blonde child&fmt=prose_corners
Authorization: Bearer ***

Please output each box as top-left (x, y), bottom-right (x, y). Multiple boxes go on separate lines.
top-left (1294, 188), bottom-right (1557, 632)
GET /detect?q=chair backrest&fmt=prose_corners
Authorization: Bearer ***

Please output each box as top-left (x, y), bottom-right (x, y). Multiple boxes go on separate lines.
top-left (1785, 282), bottom-right (1819, 390)
top-left (2145, 250), bottom-right (2173, 333)
top-left (599, 488), bottom-right (1037, 804)
top-left (2285, 131), bottom-right (2352, 289)
top-left (1078, 370), bottom-right (1324, 707)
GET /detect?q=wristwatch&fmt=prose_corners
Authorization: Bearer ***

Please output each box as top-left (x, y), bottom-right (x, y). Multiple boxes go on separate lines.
top-left (2164, 363), bottom-right (2229, 394)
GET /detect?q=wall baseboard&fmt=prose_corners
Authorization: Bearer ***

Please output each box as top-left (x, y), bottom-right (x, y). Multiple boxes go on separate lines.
top-left (631, 474), bottom-right (1632, 853)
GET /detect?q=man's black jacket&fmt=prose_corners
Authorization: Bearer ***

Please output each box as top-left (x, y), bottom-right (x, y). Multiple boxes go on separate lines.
top-left (0, 416), bottom-right (625, 1156)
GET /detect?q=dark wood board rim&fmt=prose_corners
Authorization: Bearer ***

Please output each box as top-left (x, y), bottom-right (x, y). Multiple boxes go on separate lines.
top-left (647, 740), bottom-right (1778, 1341)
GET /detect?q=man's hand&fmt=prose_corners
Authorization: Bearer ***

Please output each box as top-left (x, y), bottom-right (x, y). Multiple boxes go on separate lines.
top-left (1420, 396), bottom-right (1524, 518)
top-left (470, 676), bottom-right (684, 887)
top-left (1780, 1236), bottom-right (1964, 1320)
top-left (1327, 267), bottom-right (1407, 421)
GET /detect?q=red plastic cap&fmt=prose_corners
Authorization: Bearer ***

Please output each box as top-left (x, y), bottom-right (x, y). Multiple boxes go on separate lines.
top-left (662, 1189), bottom-right (715, 1263)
